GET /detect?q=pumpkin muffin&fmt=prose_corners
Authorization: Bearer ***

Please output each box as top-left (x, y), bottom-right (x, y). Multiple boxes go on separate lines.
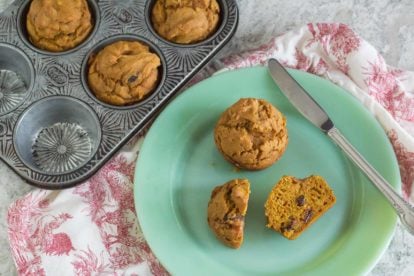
top-left (26, 0), bottom-right (93, 52)
top-left (214, 98), bottom-right (288, 170)
top-left (87, 40), bottom-right (161, 106)
top-left (207, 179), bottom-right (250, 249)
top-left (151, 0), bottom-right (220, 44)
top-left (264, 175), bottom-right (336, 240)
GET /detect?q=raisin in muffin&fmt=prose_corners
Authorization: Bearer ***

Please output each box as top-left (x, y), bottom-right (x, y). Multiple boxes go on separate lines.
top-left (207, 179), bottom-right (250, 248)
top-left (214, 98), bottom-right (288, 170)
top-left (87, 41), bottom-right (161, 106)
top-left (264, 175), bottom-right (336, 240)
top-left (26, 0), bottom-right (93, 52)
top-left (151, 0), bottom-right (220, 44)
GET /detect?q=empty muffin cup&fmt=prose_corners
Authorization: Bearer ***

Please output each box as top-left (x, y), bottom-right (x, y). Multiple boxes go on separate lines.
top-left (17, 0), bottom-right (100, 54)
top-left (14, 96), bottom-right (101, 174)
top-left (0, 43), bottom-right (34, 116)
top-left (81, 35), bottom-right (166, 108)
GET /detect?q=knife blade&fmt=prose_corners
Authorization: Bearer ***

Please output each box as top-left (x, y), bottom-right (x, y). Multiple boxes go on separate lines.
top-left (267, 58), bottom-right (333, 132)
top-left (267, 58), bottom-right (414, 235)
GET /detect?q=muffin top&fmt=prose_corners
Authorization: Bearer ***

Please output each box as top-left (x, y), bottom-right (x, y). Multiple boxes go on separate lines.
top-left (151, 0), bottom-right (220, 44)
top-left (87, 41), bottom-right (161, 106)
top-left (214, 98), bottom-right (288, 170)
top-left (26, 0), bottom-right (93, 52)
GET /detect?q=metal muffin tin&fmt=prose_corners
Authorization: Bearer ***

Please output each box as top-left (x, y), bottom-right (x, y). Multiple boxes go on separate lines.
top-left (0, 0), bottom-right (238, 189)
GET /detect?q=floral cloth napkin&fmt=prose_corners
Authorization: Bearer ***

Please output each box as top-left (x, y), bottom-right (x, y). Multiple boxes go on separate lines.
top-left (7, 23), bottom-right (414, 275)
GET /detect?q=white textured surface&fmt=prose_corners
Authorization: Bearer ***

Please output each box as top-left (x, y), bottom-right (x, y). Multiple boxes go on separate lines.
top-left (1, 0), bottom-right (414, 275)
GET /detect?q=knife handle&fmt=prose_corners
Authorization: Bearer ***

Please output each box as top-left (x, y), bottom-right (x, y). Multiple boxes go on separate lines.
top-left (327, 127), bottom-right (414, 235)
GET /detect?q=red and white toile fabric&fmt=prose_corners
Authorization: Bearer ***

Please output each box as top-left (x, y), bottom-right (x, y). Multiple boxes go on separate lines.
top-left (7, 23), bottom-right (414, 275)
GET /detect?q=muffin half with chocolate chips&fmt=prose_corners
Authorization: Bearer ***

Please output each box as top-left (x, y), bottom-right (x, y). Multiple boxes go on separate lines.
top-left (207, 179), bottom-right (250, 248)
top-left (265, 175), bottom-right (336, 240)
top-left (87, 40), bottom-right (161, 106)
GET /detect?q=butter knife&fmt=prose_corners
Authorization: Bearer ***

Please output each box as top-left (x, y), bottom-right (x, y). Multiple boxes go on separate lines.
top-left (267, 58), bottom-right (414, 234)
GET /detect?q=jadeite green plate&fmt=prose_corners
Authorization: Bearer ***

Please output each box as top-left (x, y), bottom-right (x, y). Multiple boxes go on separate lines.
top-left (134, 67), bottom-right (400, 276)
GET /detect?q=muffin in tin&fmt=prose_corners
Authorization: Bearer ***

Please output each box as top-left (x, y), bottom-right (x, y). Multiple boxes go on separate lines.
top-left (87, 40), bottom-right (161, 106)
top-left (26, 0), bottom-right (93, 52)
top-left (151, 0), bottom-right (220, 44)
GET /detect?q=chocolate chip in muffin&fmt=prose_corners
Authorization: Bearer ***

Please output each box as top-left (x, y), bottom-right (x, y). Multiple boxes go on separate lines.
top-left (128, 75), bottom-right (138, 83)
top-left (303, 209), bottom-right (313, 223)
top-left (296, 195), bottom-right (305, 206)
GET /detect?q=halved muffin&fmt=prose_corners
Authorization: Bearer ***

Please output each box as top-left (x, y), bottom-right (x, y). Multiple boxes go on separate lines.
top-left (265, 175), bottom-right (336, 240)
top-left (207, 178), bottom-right (250, 248)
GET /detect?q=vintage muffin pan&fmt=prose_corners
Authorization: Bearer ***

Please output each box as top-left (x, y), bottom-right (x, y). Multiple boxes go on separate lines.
top-left (0, 0), bottom-right (238, 189)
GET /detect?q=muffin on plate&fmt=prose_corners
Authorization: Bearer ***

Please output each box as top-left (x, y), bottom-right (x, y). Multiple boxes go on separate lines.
top-left (151, 0), bottom-right (220, 44)
top-left (265, 175), bottom-right (336, 240)
top-left (214, 98), bottom-right (288, 170)
top-left (87, 40), bottom-right (161, 106)
top-left (26, 0), bottom-right (93, 52)
top-left (207, 178), bottom-right (250, 248)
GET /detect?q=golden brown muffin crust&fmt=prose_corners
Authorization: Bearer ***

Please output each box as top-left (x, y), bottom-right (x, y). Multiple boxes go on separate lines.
top-left (207, 179), bottom-right (250, 248)
top-left (264, 175), bottom-right (336, 240)
top-left (151, 0), bottom-right (220, 44)
top-left (87, 41), bottom-right (161, 106)
top-left (26, 0), bottom-right (93, 52)
top-left (214, 98), bottom-right (288, 170)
